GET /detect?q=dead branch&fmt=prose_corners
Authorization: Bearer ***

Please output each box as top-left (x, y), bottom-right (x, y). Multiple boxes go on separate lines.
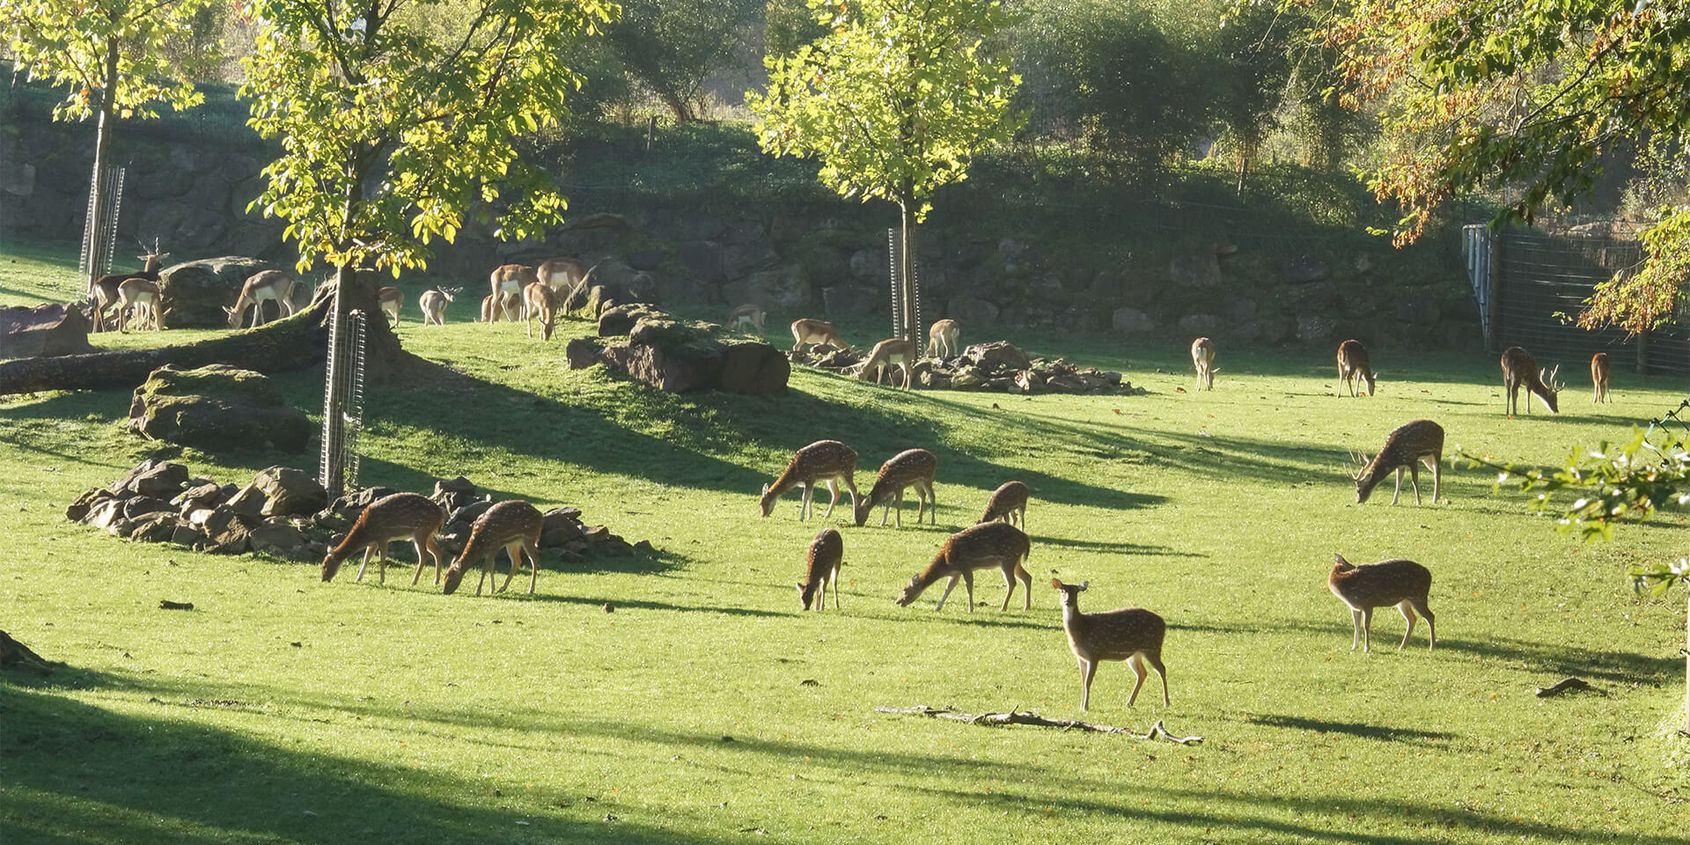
top-left (874, 705), bottom-right (1203, 744)
top-left (1534, 677), bottom-right (1598, 698)
top-left (158, 600), bottom-right (195, 611)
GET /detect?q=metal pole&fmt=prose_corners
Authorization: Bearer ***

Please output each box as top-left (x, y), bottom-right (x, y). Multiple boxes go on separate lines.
top-left (319, 272), bottom-right (348, 498)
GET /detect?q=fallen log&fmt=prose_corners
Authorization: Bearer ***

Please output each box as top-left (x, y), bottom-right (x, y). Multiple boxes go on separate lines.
top-left (874, 704), bottom-right (1203, 744)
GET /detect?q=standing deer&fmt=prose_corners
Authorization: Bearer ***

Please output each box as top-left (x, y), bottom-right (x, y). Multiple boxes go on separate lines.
top-left (1190, 337), bottom-right (1217, 391)
top-left (855, 337), bottom-right (916, 389)
top-left (419, 286), bottom-right (462, 326)
top-left (895, 521), bottom-right (1032, 612)
top-left (1328, 553), bottom-right (1436, 653)
top-left (377, 286), bottom-right (403, 325)
top-left (225, 271), bottom-right (298, 329)
top-left (92, 241), bottom-right (169, 332)
top-left (1351, 419), bottom-right (1444, 506)
top-left (926, 319), bottom-right (961, 358)
top-left (1590, 352), bottom-right (1612, 403)
top-left (1052, 579), bottom-right (1169, 710)
top-left (488, 264), bottom-right (538, 322)
top-left (796, 527), bottom-right (844, 612)
top-left (854, 448), bottom-right (937, 527)
top-left (524, 281), bottom-right (557, 340)
top-left (1500, 346), bottom-right (1562, 415)
top-left (321, 493), bottom-right (447, 586)
top-left (537, 258), bottom-right (596, 314)
top-left (116, 277), bottom-right (164, 332)
top-left (441, 500), bottom-right (544, 596)
top-left (790, 318), bottom-right (850, 353)
top-left (759, 440), bottom-right (860, 520)
top-left (1336, 339), bottom-right (1377, 397)
top-left (728, 303), bottom-right (767, 334)
top-left (979, 480), bottom-right (1028, 529)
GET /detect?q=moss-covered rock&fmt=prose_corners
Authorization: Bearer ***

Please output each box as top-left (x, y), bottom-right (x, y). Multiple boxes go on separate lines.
top-left (128, 364), bottom-right (312, 452)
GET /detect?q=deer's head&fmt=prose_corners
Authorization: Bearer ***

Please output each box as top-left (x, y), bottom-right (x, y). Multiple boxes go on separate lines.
top-left (1350, 450), bottom-right (1382, 503)
top-left (135, 237), bottom-right (169, 272)
top-left (795, 580), bottom-right (819, 610)
top-left (1538, 365), bottom-right (1563, 413)
top-left (1050, 578), bottom-right (1088, 609)
top-left (758, 483), bottom-right (777, 517)
top-left (1332, 553), bottom-right (1356, 574)
top-left (1363, 370), bottom-right (1378, 396)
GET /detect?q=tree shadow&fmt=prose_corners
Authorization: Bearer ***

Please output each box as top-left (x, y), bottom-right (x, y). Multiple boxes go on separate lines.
top-left (1036, 535), bottom-right (1209, 557)
top-left (1245, 713), bottom-right (1458, 745)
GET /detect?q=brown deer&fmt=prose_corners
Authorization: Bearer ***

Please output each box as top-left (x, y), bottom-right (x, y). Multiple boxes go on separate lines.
top-left (537, 257), bottom-right (596, 311)
top-left (1351, 419), bottom-right (1444, 506)
top-left (321, 492), bottom-right (447, 585)
top-left (442, 500), bottom-right (544, 596)
top-left (1336, 339), bottom-right (1377, 397)
top-left (377, 286), bottom-right (403, 325)
top-left (91, 240), bottom-right (168, 332)
top-left (790, 318), bottom-right (850, 353)
top-left (1190, 337), bottom-right (1217, 391)
top-left (855, 337), bottom-right (917, 389)
top-left (854, 448), bottom-right (937, 527)
top-left (796, 527), bottom-right (844, 611)
top-left (926, 319), bottom-right (961, 358)
top-left (1500, 346), bottom-right (1562, 415)
top-left (1328, 553), bottom-right (1436, 653)
top-left (419, 286), bottom-right (462, 326)
top-left (116, 277), bottom-right (164, 332)
top-left (760, 440), bottom-right (860, 520)
top-left (225, 270), bottom-right (298, 329)
top-left (488, 264), bottom-right (538, 322)
top-left (1590, 352), bottom-right (1611, 403)
top-left (896, 521), bottom-right (1032, 612)
top-left (727, 303), bottom-right (767, 334)
top-left (979, 480), bottom-right (1028, 529)
top-left (1052, 579), bottom-right (1169, 710)
top-left (523, 281), bottom-right (557, 340)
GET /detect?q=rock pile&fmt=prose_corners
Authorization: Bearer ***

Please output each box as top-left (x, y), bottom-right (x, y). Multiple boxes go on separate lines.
top-left (67, 459), bottom-right (650, 565)
top-left (567, 305), bottom-right (789, 394)
top-left (790, 340), bottom-right (1140, 395)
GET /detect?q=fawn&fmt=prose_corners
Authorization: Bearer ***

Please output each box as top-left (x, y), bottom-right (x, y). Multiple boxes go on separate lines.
top-left (1328, 553), bottom-right (1436, 652)
top-left (1500, 346), bottom-right (1562, 415)
top-left (419, 286), bottom-right (462, 326)
top-left (1590, 352), bottom-right (1612, 403)
top-left (116, 277), bottom-right (164, 332)
top-left (1352, 419), bottom-right (1444, 505)
top-left (1190, 337), bottom-right (1217, 391)
top-left (979, 480), bottom-right (1028, 529)
top-left (524, 281), bottom-right (557, 340)
top-left (896, 521), bottom-right (1032, 612)
top-left (856, 337), bottom-right (917, 389)
top-left (442, 500), bottom-right (544, 596)
top-left (797, 527), bottom-right (844, 611)
top-left (322, 492), bottom-right (448, 585)
top-left (92, 240), bottom-right (168, 332)
top-left (855, 448), bottom-right (937, 527)
top-left (1336, 339), bottom-right (1377, 397)
top-left (790, 318), bottom-right (850, 353)
top-left (728, 303), bottom-right (767, 334)
top-left (760, 440), bottom-right (860, 520)
top-left (926, 319), bottom-right (962, 358)
top-left (1052, 579), bottom-right (1168, 710)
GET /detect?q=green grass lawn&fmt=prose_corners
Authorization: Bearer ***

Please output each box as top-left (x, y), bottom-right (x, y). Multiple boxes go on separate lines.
top-left (2, 239), bottom-right (1686, 844)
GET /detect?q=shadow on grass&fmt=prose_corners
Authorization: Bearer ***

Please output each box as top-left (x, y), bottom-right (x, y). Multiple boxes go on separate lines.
top-left (1246, 713), bottom-right (1457, 744)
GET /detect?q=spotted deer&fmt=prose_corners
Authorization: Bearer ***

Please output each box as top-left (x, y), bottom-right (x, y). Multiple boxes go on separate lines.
top-left (441, 500), bottom-right (544, 596)
top-left (91, 240), bottom-right (168, 332)
top-left (979, 480), bottom-right (1028, 529)
top-left (1590, 352), bottom-right (1612, 403)
top-left (225, 270), bottom-right (298, 329)
top-left (321, 493), bottom-right (447, 585)
top-left (488, 264), bottom-right (538, 322)
top-left (896, 521), bottom-right (1032, 612)
top-left (760, 440), bottom-right (860, 520)
top-left (854, 448), bottom-right (937, 527)
top-left (419, 286), bottom-right (462, 326)
top-left (1191, 337), bottom-right (1217, 391)
top-left (1052, 579), bottom-right (1169, 710)
top-left (796, 527), bottom-right (844, 612)
top-left (1500, 346), bottom-right (1562, 415)
top-left (1351, 419), bottom-right (1444, 506)
top-left (926, 319), bottom-right (961, 358)
top-left (790, 318), bottom-right (850, 353)
top-left (1336, 339), bottom-right (1377, 397)
top-left (524, 281), bottom-right (557, 340)
top-left (856, 338), bottom-right (917, 389)
top-left (1328, 554), bottom-right (1436, 653)
top-left (728, 304), bottom-right (767, 334)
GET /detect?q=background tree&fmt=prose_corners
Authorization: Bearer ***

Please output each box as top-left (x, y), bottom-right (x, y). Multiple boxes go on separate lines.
top-left (1, 0), bottom-right (220, 294)
top-left (749, 0), bottom-right (1020, 348)
top-left (605, 0), bottom-right (761, 122)
top-left (1207, 1), bottom-right (1292, 192)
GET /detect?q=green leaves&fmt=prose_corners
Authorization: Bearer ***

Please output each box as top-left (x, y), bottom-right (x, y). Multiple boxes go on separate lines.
top-left (1, 0), bottom-right (217, 121)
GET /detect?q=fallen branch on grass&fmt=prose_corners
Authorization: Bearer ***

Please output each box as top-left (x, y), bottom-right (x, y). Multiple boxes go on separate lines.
top-left (874, 705), bottom-right (1203, 744)
top-left (1534, 677), bottom-right (1597, 698)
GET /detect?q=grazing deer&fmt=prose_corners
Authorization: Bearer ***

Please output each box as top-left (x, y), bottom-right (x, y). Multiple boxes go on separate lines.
top-left (895, 521), bottom-right (1032, 612)
top-left (1336, 339), bottom-right (1377, 397)
top-left (419, 286), bottom-right (462, 326)
top-left (1328, 553), bottom-right (1436, 653)
top-left (790, 318), bottom-right (850, 353)
top-left (855, 448), bottom-right (937, 527)
top-left (377, 286), bottom-right (403, 324)
top-left (727, 303), bottom-right (767, 334)
top-left (537, 257), bottom-right (597, 314)
top-left (1590, 352), bottom-right (1611, 403)
top-left (441, 500), bottom-right (544, 596)
top-left (797, 527), bottom-right (844, 612)
top-left (524, 281), bottom-right (557, 340)
top-left (979, 480), bottom-right (1028, 529)
top-left (855, 337), bottom-right (917, 389)
top-left (1190, 337), bottom-right (1217, 391)
top-left (488, 264), bottom-right (538, 322)
top-left (760, 440), bottom-right (860, 520)
top-left (1500, 346), bottom-right (1562, 415)
top-left (1052, 579), bottom-right (1169, 710)
top-left (115, 277), bottom-right (164, 332)
top-left (321, 492), bottom-right (447, 586)
top-left (926, 319), bottom-right (961, 358)
top-left (1351, 419), bottom-right (1444, 506)
top-left (92, 241), bottom-right (169, 332)
top-left (225, 270), bottom-right (298, 329)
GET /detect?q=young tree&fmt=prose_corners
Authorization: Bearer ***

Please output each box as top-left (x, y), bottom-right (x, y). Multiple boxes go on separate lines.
top-left (749, 0), bottom-right (1020, 348)
top-left (241, 0), bottom-right (614, 492)
top-left (607, 0), bottom-right (761, 122)
top-left (1, 0), bottom-right (219, 294)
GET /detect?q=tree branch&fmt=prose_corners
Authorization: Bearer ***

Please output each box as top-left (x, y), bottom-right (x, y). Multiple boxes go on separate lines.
top-left (874, 705), bottom-right (1204, 743)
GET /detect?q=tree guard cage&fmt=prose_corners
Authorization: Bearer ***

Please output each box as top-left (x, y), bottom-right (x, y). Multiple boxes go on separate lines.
top-left (887, 227), bottom-right (922, 348)
top-left (319, 308), bottom-right (367, 497)
top-left (1462, 224), bottom-right (1690, 375)
top-left (78, 165), bottom-right (124, 295)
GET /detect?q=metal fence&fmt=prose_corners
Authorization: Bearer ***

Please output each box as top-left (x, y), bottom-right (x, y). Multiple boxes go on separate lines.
top-left (1463, 224), bottom-right (1690, 375)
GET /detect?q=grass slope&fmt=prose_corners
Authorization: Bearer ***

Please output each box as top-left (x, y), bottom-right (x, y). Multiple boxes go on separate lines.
top-left (2, 240), bottom-right (1686, 844)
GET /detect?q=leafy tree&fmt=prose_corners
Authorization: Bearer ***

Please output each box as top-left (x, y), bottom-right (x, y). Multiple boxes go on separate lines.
top-left (1, 0), bottom-right (219, 294)
top-left (1207, 0), bottom-right (1293, 192)
top-left (749, 0), bottom-right (1020, 348)
top-left (763, 0), bottom-right (824, 59)
top-left (606, 0), bottom-right (761, 122)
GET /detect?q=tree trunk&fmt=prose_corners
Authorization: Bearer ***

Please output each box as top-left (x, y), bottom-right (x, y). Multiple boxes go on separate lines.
top-left (84, 35), bottom-right (120, 299)
top-left (898, 198), bottom-right (919, 350)
top-left (657, 89), bottom-right (694, 123)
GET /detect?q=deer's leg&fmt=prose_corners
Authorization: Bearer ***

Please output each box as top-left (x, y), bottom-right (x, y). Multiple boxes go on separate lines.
top-left (1429, 457), bottom-right (1442, 504)
top-left (831, 563), bottom-right (842, 610)
top-left (1361, 607), bottom-right (1375, 653)
top-left (377, 544), bottom-right (388, 584)
top-left (355, 546), bottom-right (374, 581)
top-left (411, 538), bottom-right (429, 586)
top-left (1409, 462), bottom-right (1423, 506)
top-left (1412, 597), bottom-right (1436, 650)
top-left (1079, 659), bottom-right (1097, 712)
top-left (962, 570), bottom-right (976, 613)
top-left (799, 483), bottom-right (812, 521)
top-left (845, 475), bottom-right (860, 513)
top-left (1018, 562), bottom-right (1032, 610)
top-left (1396, 600), bottom-right (1417, 650)
top-left (525, 539), bottom-right (540, 595)
top-left (1149, 654), bottom-right (1170, 706)
top-left (1349, 608), bottom-right (1362, 651)
top-left (475, 558), bottom-right (490, 596)
top-left (935, 574), bottom-right (960, 611)
top-left (822, 479), bottom-right (840, 518)
top-left (498, 542), bottom-right (520, 593)
top-left (925, 481), bottom-right (936, 525)
top-left (1391, 467), bottom-right (1404, 505)
top-left (999, 564), bottom-right (1016, 611)
top-left (427, 536), bottom-right (445, 584)
top-left (1127, 654), bottom-right (1149, 707)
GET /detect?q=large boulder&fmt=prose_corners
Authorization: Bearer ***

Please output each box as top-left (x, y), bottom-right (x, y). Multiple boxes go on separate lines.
top-left (948, 295), bottom-right (1001, 330)
top-left (157, 256), bottom-right (278, 328)
top-left (718, 340), bottom-right (790, 394)
top-left (1168, 250), bottom-right (1222, 288)
top-left (128, 364), bottom-right (312, 452)
top-left (0, 304), bottom-right (94, 359)
top-left (600, 341), bottom-right (723, 393)
top-left (964, 341), bottom-right (1031, 371)
top-left (597, 303), bottom-right (662, 337)
top-left (246, 466), bottom-right (327, 518)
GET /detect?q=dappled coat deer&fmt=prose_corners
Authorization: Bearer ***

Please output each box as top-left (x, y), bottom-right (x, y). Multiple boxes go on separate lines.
top-left (321, 493), bottom-right (447, 586)
top-left (1328, 554), bottom-right (1436, 653)
top-left (441, 500), bottom-right (544, 596)
top-left (1336, 339), bottom-right (1377, 397)
top-left (1191, 337), bottom-right (1217, 391)
top-left (1352, 419), bottom-right (1444, 506)
top-left (854, 448), bottom-right (937, 528)
top-left (760, 440), bottom-right (860, 521)
top-left (979, 480), bottom-right (1028, 529)
top-left (896, 521), bottom-right (1031, 613)
top-left (1590, 352), bottom-right (1612, 403)
top-left (1052, 579), bottom-right (1169, 710)
top-left (1500, 346), bottom-right (1562, 415)
top-left (797, 527), bottom-right (844, 612)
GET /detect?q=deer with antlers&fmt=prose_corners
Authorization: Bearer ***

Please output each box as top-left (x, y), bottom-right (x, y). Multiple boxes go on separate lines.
top-left (92, 239), bottom-right (169, 332)
top-left (419, 286), bottom-right (463, 326)
top-left (1351, 419), bottom-right (1444, 506)
top-left (224, 270), bottom-right (299, 329)
top-left (1500, 346), bottom-right (1562, 415)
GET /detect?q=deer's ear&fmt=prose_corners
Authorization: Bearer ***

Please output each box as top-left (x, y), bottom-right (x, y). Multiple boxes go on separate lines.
top-left (1333, 553), bottom-right (1348, 565)
top-left (1049, 578), bottom-right (1062, 590)
top-left (1078, 581), bottom-right (1089, 591)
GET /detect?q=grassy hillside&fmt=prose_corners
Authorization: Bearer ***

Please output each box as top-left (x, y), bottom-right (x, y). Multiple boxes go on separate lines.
top-left (1, 240), bottom-right (1686, 844)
